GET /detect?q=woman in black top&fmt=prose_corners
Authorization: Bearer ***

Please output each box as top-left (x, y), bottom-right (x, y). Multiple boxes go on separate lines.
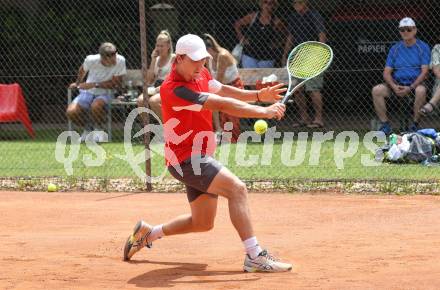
top-left (234, 0), bottom-right (284, 68)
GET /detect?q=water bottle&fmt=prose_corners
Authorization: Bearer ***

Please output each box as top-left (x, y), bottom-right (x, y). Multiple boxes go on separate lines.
top-left (430, 155), bottom-right (439, 163)
top-left (389, 134), bottom-right (398, 145)
top-left (127, 80), bottom-right (136, 101)
top-left (375, 148), bottom-right (384, 162)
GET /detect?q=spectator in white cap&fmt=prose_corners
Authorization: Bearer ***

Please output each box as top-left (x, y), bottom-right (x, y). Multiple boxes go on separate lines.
top-left (123, 34), bottom-right (293, 273)
top-left (371, 17), bottom-right (430, 134)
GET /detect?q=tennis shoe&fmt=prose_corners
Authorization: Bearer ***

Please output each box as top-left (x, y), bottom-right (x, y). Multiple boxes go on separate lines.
top-left (93, 130), bottom-right (108, 143)
top-left (243, 249), bottom-right (292, 273)
top-left (378, 121), bottom-right (392, 135)
top-left (123, 220), bottom-right (153, 261)
top-left (407, 121), bottom-right (419, 133)
top-left (80, 130), bottom-right (93, 142)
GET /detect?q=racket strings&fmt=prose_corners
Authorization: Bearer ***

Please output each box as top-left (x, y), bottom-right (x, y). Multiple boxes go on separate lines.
top-left (288, 43), bottom-right (332, 79)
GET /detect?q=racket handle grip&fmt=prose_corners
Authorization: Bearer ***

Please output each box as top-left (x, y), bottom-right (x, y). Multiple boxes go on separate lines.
top-left (280, 92), bottom-right (292, 104)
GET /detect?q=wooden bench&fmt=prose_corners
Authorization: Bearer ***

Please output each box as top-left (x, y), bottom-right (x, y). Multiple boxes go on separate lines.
top-left (66, 69), bottom-right (144, 139)
top-left (237, 68), bottom-right (289, 87)
top-left (67, 68), bottom-right (288, 140)
top-left (122, 68), bottom-right (289, 88)
top-left (123, 69), bottom-right (144, 88)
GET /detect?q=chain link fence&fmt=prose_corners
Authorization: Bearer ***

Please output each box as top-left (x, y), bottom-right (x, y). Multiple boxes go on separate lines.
top-left (1, 0), bottom-right (440, 192)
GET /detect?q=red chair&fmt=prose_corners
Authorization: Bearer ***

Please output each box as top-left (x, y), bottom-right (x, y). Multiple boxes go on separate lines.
top-left (0, 83), bottom-right (35, 138)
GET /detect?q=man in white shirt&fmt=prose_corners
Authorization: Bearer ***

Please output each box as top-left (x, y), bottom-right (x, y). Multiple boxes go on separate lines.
top-left (66, 42), bottom-right (126, 142)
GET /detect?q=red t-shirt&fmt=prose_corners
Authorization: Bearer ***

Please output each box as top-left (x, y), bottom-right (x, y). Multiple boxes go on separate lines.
top-left (160, 64), bottom-right (216, 166)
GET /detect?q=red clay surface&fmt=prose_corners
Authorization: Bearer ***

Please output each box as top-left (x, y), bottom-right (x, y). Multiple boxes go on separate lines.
top-left (1, 191), bottom-right (440, 289)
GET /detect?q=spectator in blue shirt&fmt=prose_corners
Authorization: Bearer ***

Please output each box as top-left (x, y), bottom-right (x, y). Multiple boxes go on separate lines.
top-left (372, 17), bottom-right (430, 134)
top-left (282, 0), bottom-right (327, 129)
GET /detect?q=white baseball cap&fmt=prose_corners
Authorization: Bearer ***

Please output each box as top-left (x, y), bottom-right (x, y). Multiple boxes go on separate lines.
top-left (176, 34), bottom-right (212, 61)
top-left (399, 17), bottom-right (416, 28)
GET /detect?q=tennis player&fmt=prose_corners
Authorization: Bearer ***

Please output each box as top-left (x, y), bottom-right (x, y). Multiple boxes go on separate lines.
top-left (124, 34), bottom-right (292, 272)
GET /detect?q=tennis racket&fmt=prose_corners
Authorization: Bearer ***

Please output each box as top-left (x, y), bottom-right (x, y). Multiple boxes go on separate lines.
top-left (281, 41), bottom-right (333, 104)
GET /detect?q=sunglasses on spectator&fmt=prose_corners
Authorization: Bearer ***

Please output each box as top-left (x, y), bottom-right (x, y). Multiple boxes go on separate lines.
top-left (263, 0), bottom-right (275, 5)
top-left (399, 27), bottom-right (414, 32)
top-left (104, 51), bottom-right (117, 57)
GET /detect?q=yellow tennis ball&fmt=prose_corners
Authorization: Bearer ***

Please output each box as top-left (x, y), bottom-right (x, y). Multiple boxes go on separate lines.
top-left (47, 183), bottom-right (58, 192)
top-left (254, 119), bottom-right (268, 135)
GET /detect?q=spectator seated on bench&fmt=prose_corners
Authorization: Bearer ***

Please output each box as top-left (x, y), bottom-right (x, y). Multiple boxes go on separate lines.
top-left (420, 44), bottom-right (440, 117)
top-left (371, 17), bottom-right (430, 135)
top-left (136, 30), bottom-right (175, 123)
top-left (66, 42), bottom-right (126, 142)
top-left (204, 33), bottom-right (243, 143)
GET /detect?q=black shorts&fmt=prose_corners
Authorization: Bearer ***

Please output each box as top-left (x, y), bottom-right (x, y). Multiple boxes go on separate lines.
top-left (168, 155), bottom-right (223, 202)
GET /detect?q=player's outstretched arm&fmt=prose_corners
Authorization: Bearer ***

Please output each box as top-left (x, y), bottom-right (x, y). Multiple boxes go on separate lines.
top-left (204, 94), bottom-right (285, 120)
top-left (216, 82), bottom-right (286, 103)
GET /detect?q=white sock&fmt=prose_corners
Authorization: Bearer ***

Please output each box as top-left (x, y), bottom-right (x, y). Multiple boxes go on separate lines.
top-left (149, 224), bottom-right (164, 242)
top-left (243, 236), bottom-right (263, 259)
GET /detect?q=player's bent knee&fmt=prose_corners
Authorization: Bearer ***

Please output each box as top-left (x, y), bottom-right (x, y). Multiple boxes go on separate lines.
top-left (192, 221), bottom-right (214, 232)
top-left (66, 107), bottom-right (79, 119)
top-left (231, 181), bottom-right (248, 200)
top-left (372, 84), bottom-right (387, 97)
top-left (137, 95), bottom-right (144, 107)
top-left (415, 85), bottom-right (426, 95)
top-left (66, 108), bottom-right (73, 119)
top-left (149, 94), bottom-right (161, 106)
top-left (91, 100), bottom-right (106, 111)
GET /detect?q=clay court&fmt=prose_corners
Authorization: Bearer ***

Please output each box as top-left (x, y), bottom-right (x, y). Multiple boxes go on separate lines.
top-left (1, 191), bottom-right (440, 289)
